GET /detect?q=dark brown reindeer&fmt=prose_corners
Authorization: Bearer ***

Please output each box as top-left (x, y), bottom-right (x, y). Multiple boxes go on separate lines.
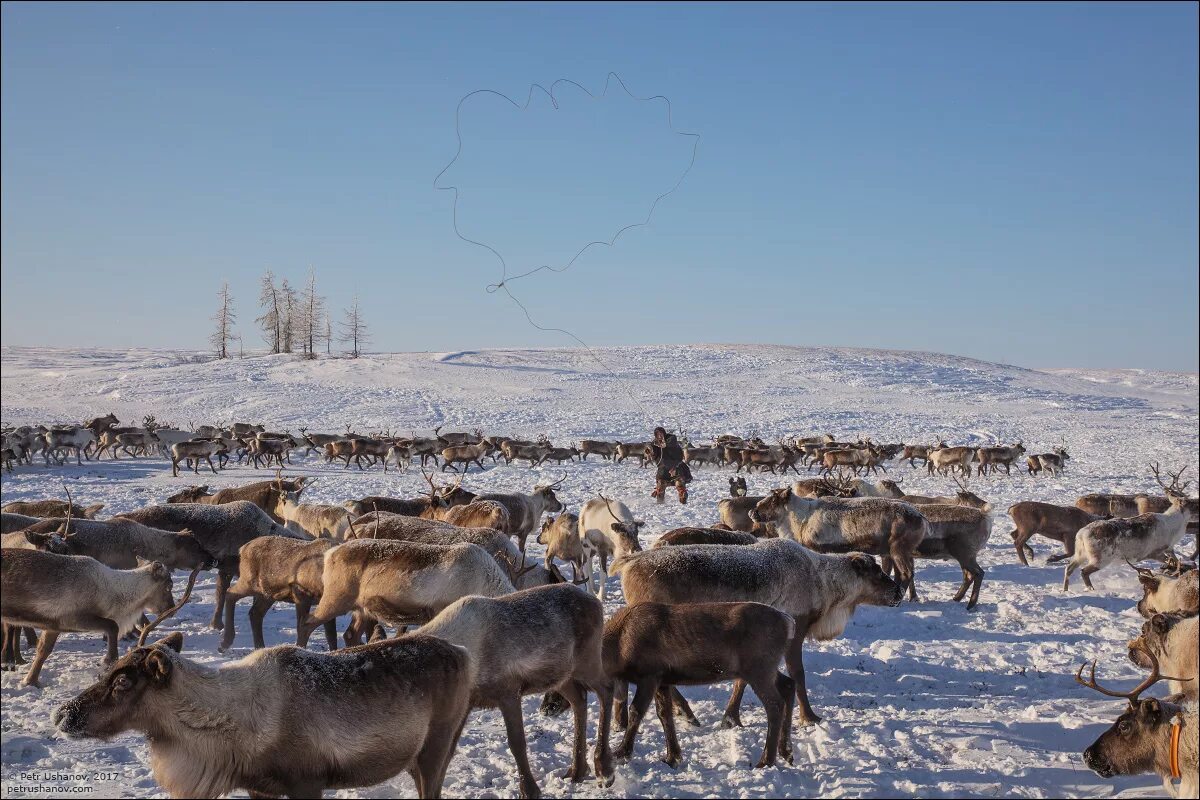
top-left (604, 601), bottom-right (795, 770)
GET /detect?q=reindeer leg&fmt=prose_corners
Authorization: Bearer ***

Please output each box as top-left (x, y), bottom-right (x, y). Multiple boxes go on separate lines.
top-left (557, 680), bottom-right (590, 782)
top-left (668, 686), bottom-right (701, 727)
top-left (20, 630), bottom-right (59, 687)
top-left (248, 596), bottom-right (272, 649)
top-left (655, 686), bottom-right (684, 769)
top-left (498, 693), bottom-right (541, 799)
top-left (786, 621), bottom-right (820, 725)
top-left (721, 679), bottom-right (747, 728)
top-left (210, 565), bottom-right (232, 630)
top-left (616, 677), bottom-right (659, 762)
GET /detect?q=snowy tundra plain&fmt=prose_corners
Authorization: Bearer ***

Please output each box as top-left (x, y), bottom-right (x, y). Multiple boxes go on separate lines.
top-left (0, 343), bottom-right (1197, 799)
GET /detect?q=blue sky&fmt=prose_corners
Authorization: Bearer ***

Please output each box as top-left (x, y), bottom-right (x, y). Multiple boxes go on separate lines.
top-left (2, 2), bottom-right (1196, 370)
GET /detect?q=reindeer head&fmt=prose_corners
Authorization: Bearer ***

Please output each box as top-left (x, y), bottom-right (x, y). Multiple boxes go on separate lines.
top-left (53, 632), bottom-right (185, 741)
top-left (729, 476), bottom-right (748, 497)
top-left (749, 487), bottom-right (793, 525)
top-left (1078, 645), bottom-right (1191, 780)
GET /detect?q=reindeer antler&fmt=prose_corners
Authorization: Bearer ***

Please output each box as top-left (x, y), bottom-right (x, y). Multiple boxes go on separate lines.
top-left (137, 566), bottom-right (201, 647)
top-left (1150, 463), bottom-right (1191, 497)
top-left (1075, 644), bottom-right (1189, 705)
top-left (59, 481), bottom-right (74, 537)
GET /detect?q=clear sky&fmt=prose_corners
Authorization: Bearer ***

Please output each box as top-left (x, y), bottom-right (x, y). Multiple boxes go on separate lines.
top-left (2, 2), bottom-right (1197, 371)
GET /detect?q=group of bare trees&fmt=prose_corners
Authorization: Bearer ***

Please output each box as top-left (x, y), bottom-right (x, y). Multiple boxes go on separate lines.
top-left (209, 270), bottom-right (369, 360)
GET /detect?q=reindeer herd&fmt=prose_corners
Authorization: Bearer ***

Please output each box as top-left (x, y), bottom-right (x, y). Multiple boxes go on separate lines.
top-left (1, 414), bottom-right (1199, 798)
top-left (5, 416), bottom-right (1076, 484)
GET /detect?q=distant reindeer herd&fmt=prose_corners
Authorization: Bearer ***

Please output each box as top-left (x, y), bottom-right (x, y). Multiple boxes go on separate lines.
top-left (1, 413), bottom-right (1198, 798)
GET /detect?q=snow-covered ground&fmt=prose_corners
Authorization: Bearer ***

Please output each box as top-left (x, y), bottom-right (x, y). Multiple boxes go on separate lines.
top-left (1, 343), bottom-right (1197, 799)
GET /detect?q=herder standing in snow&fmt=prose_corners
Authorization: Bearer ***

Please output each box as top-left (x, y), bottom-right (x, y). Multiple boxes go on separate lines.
top-left (650, 426), bottom-right (692, 504)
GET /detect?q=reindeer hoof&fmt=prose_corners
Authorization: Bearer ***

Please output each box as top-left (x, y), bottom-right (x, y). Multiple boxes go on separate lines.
top-left (720, 714), bottom-right (743, 729)
top-left (661, 753), bottom-right (683, 769)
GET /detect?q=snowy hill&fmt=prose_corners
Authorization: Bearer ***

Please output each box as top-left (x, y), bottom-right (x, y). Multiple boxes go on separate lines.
top-left (1, 344), bottom-right (1197, 798)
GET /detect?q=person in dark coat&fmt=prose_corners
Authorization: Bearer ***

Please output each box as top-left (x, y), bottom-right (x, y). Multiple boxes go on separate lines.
top-left (649, 426), bottom-right (693, 504)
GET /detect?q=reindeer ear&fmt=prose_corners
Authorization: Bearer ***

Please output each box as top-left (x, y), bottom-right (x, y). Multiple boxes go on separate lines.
top-left (1139, 698), bottom-right (1162, 718)
top-left (150, 561), bottom-right (170, 580)
top-left (152, 631), bottom-right (184, 653)
top-left (143, 649), bottom-right (175, 683)
top-left (23, 531), bottom-right (55, 549)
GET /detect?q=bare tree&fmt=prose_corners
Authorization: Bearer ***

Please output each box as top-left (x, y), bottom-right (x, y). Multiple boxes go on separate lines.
top-left (339, 296), bottom-right (370, 358)
top-left (280, 278), bottom-right (297, 354)
top-left (209, 282), bottom-right (237, 360)
top-left (255, 270), bottom-right (282, 353)
top-left (325, 317), bottom-right (332, 356)
top-left (298, 267), bottom-right (325, 360)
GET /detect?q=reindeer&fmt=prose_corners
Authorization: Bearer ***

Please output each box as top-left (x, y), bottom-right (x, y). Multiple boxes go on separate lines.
top-left (883, 503), bottom-right (992, 610)
top-left (41, 427), bottom-right (94, 466)
top-left (302, 539), bottom-right (523, 639)
top-left (275, 487), bottom-right (357, 541)
top-left (435, 426), bottom-right (484, 447)
top-left (2, 499), bottom-right (105, 519)
top-left (169, 439), bottom-right (223, 477)
top-left (750, 488), bottom-right (926, 599)
top-left (536, 445), bottom-right (580, 466)
top-left (54, 633), bottom-right (472, 799)
top-left (1077, 646), bottom-right (1199, 798)
top-left (219, 536), bottom-right (339, 652)
top-left (975, 441), bottom-right (1026, 475)
top-left (475, 477), bottom-right (566, 552)
top-left (614, 441), bottom-right (653, 466)
top-left (927, 444), bottom-right (976, 476)
top-left (117, 501), bottom-right (303, 630)
top-left (577, 494), bottom-right (644, 599)
top-left (653, 527), bottom-right (759, 547)
top-left (576, 439), bottom-right (617, 461)
top-left (436, 440), bottom-right (493, 473)
top-left (1007, 501), bottom-right (1102, 566)
top-left (1131, 564), bottom-right (1199, 617)
top-left (605, 601), bottom-right (795, 771)
top-left (418, 585), bottom-right (613, 798)
top-left (1064, 494), bottom-right (1194, 590)
top-left (499, 440), bottom-right (549, 467)
top-left (612, 541), bottom-right (902, 726)
top-left (297, 426), bottom-right (346, 455)
top-left (536, 513), bottom-right (589, 583)
top-left (1027, 444), bottom-right (1070, 476)
top-left (0, 549), bottom-right (183, 686)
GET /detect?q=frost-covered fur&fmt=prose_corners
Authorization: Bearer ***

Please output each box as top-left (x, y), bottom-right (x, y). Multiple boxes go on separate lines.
top-left (53, 634), bottom-right (472, 799)
top-left (1064, 497), bottom-right (1192, 590)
